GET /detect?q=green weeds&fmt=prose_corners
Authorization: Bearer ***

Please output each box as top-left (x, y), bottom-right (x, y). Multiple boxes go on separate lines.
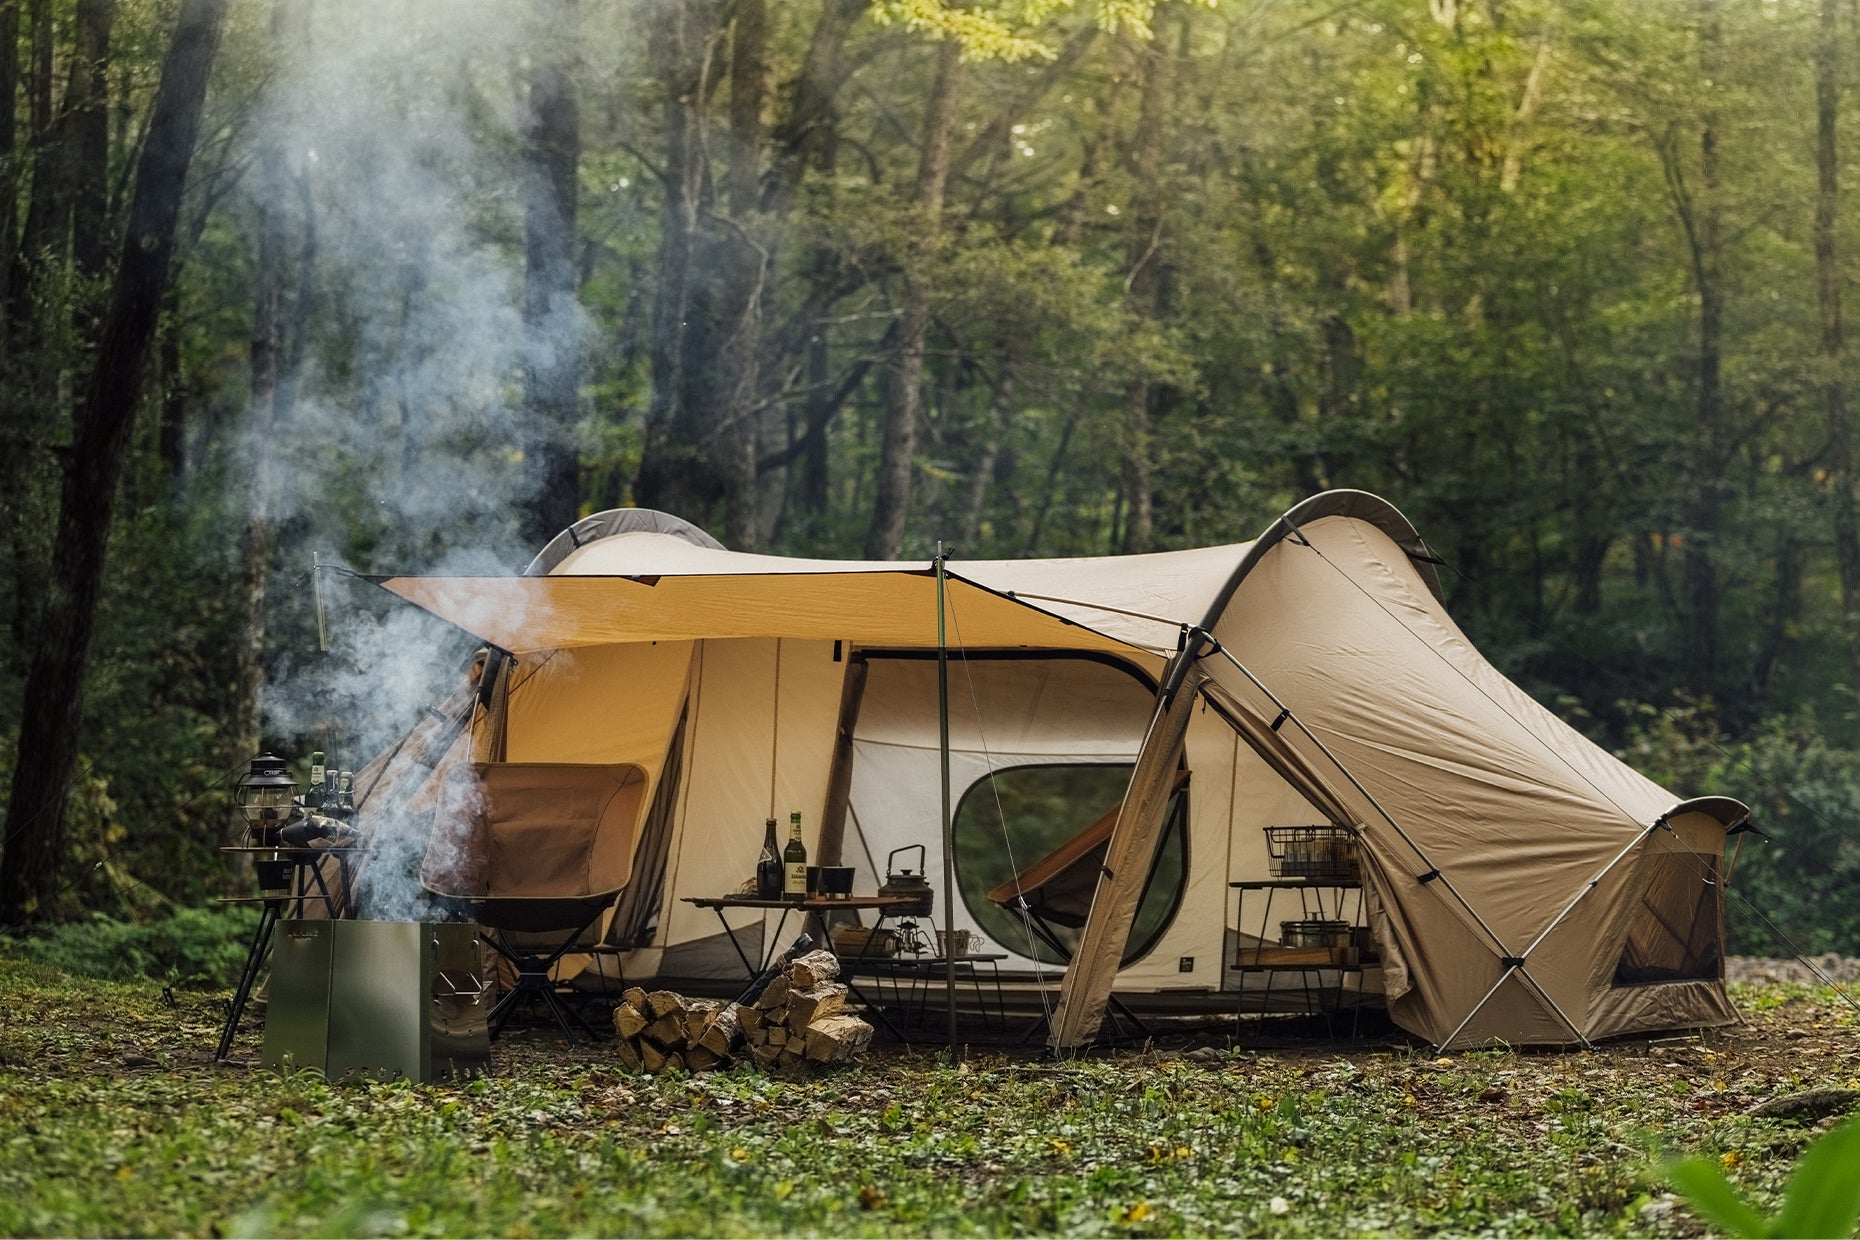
top-left (1666, 1116), bottom-right (1860, 1239)
top-left (0, 957), bottom-right (1854, 1237)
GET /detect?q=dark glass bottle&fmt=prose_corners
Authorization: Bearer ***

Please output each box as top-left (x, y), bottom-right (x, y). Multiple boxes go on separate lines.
top-left (756, 817), bottom-right (782, 899)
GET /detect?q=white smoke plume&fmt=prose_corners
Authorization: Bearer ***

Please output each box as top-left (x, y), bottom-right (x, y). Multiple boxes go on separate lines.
top-left (245, 0), bottom-right (591, 917)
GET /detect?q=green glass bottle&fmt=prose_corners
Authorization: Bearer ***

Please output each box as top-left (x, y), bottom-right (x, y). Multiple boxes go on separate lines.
top-left (782, 811), bottom-right (807, 902)
top-left (307, 751), bottom-right (327, 811)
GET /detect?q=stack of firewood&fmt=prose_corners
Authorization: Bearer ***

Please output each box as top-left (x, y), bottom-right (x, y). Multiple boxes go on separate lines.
top-left (609, 949), bottom-right (873, 1072)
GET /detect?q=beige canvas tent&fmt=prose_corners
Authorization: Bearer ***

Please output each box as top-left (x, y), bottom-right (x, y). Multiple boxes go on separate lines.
top-left (355, 490), bottom-right (1747, 1051)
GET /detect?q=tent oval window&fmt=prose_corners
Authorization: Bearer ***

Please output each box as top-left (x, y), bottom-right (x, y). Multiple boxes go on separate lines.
top-left (954, 762), bottom-right (1189, 967)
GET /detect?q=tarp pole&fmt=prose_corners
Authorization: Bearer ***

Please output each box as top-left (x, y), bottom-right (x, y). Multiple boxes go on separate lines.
top-left (938, 543), bottom-right (957, 1056)
top-left (1437, 961), bottom-right (1592, 1052)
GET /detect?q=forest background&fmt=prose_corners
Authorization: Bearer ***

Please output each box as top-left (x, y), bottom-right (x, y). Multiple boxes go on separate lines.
top-left (0, 0), bottom-right (1856, 967)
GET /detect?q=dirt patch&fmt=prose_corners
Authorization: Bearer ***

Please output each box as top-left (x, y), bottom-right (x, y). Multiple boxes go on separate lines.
top-left (81, 957), bottom-right (1860, 1109)
top-left (1726, 953), bottom-right (1860, 987)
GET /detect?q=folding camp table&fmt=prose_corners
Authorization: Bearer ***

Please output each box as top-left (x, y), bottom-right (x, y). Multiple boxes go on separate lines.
top-left (683, 892), bottom-right (923, 1039)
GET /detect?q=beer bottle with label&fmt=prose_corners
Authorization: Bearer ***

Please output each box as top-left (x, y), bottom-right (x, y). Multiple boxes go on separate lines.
top-left (782, 811), bottom-right (808, 901)
top-left (307, 751), bottom-right (327, 811)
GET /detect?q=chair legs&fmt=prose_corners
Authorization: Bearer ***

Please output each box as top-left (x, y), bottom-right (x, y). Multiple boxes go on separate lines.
top-left (479, 925), bottom-right (609, 1043)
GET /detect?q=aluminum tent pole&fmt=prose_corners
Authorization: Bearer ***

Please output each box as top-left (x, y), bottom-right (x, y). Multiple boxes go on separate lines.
top-left (937, 544), bottom-right (958, 1056)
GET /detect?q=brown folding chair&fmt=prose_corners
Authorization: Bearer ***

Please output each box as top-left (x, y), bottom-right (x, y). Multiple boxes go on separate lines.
top-left (423, 762), bottom-right (647, 1041)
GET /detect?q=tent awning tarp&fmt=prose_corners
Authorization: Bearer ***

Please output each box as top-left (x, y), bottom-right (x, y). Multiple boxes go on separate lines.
top-left (371, 535), bottom-right (1254, 656)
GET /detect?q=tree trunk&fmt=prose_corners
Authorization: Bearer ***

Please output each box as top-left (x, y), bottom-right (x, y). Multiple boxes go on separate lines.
top-left (960, 362), bottom-right (1013, 547)
top-left (1817, 0), bottom-right (1860, 740)
top-left (1118, 24), bottom-right (1175, 555)
top-left (0, 0), bottom-right (19, 343)
top-left (15, 0), bottom-right (57, 297)
top-left (1750, 525), bottom-right (1800, 707)
top-left (68, 0), bottom-right (114, 284)
top-left (714, 0), bottom-right (768, 549)
top-left (227, 0), bottom-right (289, 881)
top-left (1681, 0), bottom-right (1725, 698)
top-left (519, 0), bottom-right (583, 552)
top-left (633, 0), bottom-right (722, 528)
top-left (865, 37), bottom-right (960, 560)
top-left (0, 0), bottom-right (229, 927)
top-left (770, 0), bottom-right (862, 531)
top-left (157, 281), bottom-right (187, 486)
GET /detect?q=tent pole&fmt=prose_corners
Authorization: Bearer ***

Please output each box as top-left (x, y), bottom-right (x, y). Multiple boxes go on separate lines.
top-left (1436, 961), bottom-right (1592, 1052)
top-left (1434, 825), bottom-right (1664, 1050)
top-left (1515, 822), bottom-right (1662, 962)
top-left (1203, 644), bottom-right (1513, 959)
top-left (313, 551), bottom-right (329, 652)
top-left (938, 543), bottom-right (957, 1057)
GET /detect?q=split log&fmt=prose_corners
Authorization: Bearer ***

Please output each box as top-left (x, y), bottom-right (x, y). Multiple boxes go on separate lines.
top-left (613, 1000), bottom-right (649, 1040)
top-left (613, 1035), bottom-right (643, 1072)
top-left (788, 949), bottom-right (841, 989)
top-left (804, 1014), bottom-right (874, 1062)
top-left (643, 1012), bottom-right (686, 1048)
top-left (646, 990), bottom-right (687, 1020)
top-left (622, 986), bottom-right (650, 1011)
top-left (786, 983), bottom-right (847, 1033)
top-left (696, 1004), bottom-right (742, 1057)
top-left (639, 1039), bottom-right (671, 1073)
top-left (755, 974), bottom-right (791, 1011)
top-left (681, 999), bottom-right (722, 1043)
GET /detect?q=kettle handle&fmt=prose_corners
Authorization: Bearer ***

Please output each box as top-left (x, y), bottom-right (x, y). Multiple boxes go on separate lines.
top-left (887, 843), bottom-right (926, 875)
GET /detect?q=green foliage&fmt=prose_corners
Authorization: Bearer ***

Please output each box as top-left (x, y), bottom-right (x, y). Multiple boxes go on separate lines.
top-left (0, 905), bottom-right (260, 989)
top-left (1667, 1117), bottom-right (1860, 1239)
top-left (1, 958), bottom-right (1853, 1238)
top-left (7, 0), bottom-right (1860, 963)
top-left (1616, 705), bottom-right (1860, 956)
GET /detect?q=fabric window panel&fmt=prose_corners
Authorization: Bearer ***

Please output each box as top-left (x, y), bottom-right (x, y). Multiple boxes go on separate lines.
top-left (1614, 852), bottom-right (1721, 986)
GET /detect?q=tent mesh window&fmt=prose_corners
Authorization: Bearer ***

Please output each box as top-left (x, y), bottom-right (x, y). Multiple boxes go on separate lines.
top-left (955, 762), bottom-right (1189, 967)
top-left (1613, 850), bottom-right (1721, 986)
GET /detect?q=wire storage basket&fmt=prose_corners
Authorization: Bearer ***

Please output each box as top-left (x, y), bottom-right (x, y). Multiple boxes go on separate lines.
top-left (1264, 825), bottom-right (1361, 879)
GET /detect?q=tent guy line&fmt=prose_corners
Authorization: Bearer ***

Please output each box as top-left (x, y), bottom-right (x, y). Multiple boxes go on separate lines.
top-left (1194, 638), bottom-right (1510, 961)
top-left (1286, 525), bottom-right (1711, 850)
top-left (943, 586), bottom-right (1064, 1019)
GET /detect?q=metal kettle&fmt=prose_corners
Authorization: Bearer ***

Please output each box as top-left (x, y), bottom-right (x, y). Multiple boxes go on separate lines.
top-left (879, 844), bottom-right (935, 917)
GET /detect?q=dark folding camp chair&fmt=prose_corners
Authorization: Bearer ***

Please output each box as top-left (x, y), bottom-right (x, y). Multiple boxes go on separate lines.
top-left (423, 762), bottom-right (647, 1041)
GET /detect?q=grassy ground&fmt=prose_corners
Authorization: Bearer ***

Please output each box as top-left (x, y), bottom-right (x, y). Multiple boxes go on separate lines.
top-left (2, 958), bottom-right (1857, 1238)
